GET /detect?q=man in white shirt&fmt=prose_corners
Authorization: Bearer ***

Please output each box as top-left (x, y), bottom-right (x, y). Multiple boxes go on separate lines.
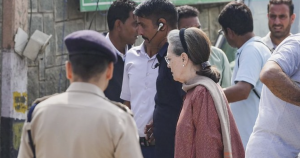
top-left (218, 2), bottom-right (271, 149)
top-left (121, 0), bottom-right (179, 157)
top-left (104, 0), bottom-right (138, 102)
top-left (261, 0), bottom-right (296, 51)
top-left (121, 42), bottom-right (158, 158)
top-left (246, 34), bottom-right (300, 158)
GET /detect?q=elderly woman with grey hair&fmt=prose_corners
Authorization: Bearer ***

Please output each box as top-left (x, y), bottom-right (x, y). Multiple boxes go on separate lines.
top-left (165, 27), bottom-right (244, 158)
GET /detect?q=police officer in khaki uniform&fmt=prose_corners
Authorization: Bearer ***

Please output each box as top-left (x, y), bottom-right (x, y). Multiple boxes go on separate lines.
top-left (17, 30), bottom-right (143, 158)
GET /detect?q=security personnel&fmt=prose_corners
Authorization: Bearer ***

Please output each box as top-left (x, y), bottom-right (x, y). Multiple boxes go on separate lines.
top-left (17, 30), bottom-right (143, 158)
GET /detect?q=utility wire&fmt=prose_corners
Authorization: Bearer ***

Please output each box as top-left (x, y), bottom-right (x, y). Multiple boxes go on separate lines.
top-left (29, 0), bottom-right (33, 36)
top-left (58, 0), bottom-right (68, 93)
top-left (88, 0), bottom-right (100, 30)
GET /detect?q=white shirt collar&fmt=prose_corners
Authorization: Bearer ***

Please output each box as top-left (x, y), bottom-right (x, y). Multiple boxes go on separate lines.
top-left (105, 33), bottom-right (128, 61)
top-left (263, 32), bottom-right (277, 50)
top-left (237, 36), bottom-right (261, 54)
top-left (132, 42), bottom-right (156, 60)
top-left (263, 32), bottom-right (293, 51)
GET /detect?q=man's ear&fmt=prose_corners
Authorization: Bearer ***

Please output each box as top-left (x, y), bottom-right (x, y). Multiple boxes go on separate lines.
top-left (226, 28), bottom-right (235, 38)
top-left (65, 61), bottom-right (73, 80)
top-left (106, 62), bottom-right (114, 80)
top-left (291, 13), bottom-right (296, 24)
top-left (157, 18), bottom-right (167, 31)
top-left (115, 19), bottom-right (122, 31)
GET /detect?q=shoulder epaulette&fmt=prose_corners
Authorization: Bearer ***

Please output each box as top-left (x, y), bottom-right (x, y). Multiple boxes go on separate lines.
top-left (110, 100), bottom-right (133, 117)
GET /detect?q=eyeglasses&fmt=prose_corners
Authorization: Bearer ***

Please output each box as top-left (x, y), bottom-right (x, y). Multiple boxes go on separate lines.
top-left (165, 56), bottom-right (170, 65)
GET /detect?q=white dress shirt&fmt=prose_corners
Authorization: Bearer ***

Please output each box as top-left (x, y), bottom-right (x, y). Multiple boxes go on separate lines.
top-left (121, 42), bottom-right (158, 137)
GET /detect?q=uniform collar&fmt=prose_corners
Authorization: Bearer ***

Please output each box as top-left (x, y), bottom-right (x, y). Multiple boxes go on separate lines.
top-left (66, 82), bottom-right (106, 98)
top-left (155, 42), bottom-right (168, 63)
top-left (105, 33), bottom-right (128, 61)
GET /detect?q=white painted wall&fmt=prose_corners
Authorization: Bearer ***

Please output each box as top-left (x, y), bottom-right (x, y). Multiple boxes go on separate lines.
top-left (1, 50), bottom-right (28, 120)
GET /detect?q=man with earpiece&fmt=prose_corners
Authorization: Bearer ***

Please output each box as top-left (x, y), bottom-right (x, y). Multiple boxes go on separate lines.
top-left (124, 0), bottom-right (184, 158)
top-left (120, 6), bottom-right (160, 158)
top-left (121, 1), bottom-right (175, 158)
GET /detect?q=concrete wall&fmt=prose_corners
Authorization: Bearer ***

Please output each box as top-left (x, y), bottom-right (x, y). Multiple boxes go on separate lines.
top-left (27, 2), bottom-right (226, 106)
top-left (27, 0), bottom-right (108, 105)
top-left (195, 3), bottom-right (226, 44)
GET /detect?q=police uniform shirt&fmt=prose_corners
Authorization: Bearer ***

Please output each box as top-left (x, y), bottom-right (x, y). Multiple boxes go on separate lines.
top-left (18, 82), bottom-right (143, 158)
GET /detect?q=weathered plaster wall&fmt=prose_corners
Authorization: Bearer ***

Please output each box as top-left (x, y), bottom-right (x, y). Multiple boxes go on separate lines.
top-left (1, 0), bottom-right (29, 157)
top-left (27, 0), bottom-right (108, 106)
top-left (195, 3), bottom-right (226, 44)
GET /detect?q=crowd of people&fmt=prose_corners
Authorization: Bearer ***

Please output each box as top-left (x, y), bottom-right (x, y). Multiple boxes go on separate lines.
top-left (17, 0), bottom-right (300, 158)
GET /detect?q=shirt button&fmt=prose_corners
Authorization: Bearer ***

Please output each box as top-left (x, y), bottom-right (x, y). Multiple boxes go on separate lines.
top-left (146, 73), bottom-right (149, 76)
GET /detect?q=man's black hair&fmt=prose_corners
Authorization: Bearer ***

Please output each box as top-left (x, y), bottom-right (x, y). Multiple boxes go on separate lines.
top-left (107, 0), bottom-right (137, 31)
top-left (218, 2), bottom-right (253, 36)
top-left (134, 0), bottom-right (178, 29)
top-left (69, 54), bottom-right (110, 82)
top-left (177, 5), bottom-right (199, 21)
top-left (268, 0), bottom-right (294, 16)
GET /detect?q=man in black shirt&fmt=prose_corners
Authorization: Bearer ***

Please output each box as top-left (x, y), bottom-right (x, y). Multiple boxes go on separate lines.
top-left (104, 0), bottom-right (138, 102)
top-left (134, 0), bottom-right (185, 157)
